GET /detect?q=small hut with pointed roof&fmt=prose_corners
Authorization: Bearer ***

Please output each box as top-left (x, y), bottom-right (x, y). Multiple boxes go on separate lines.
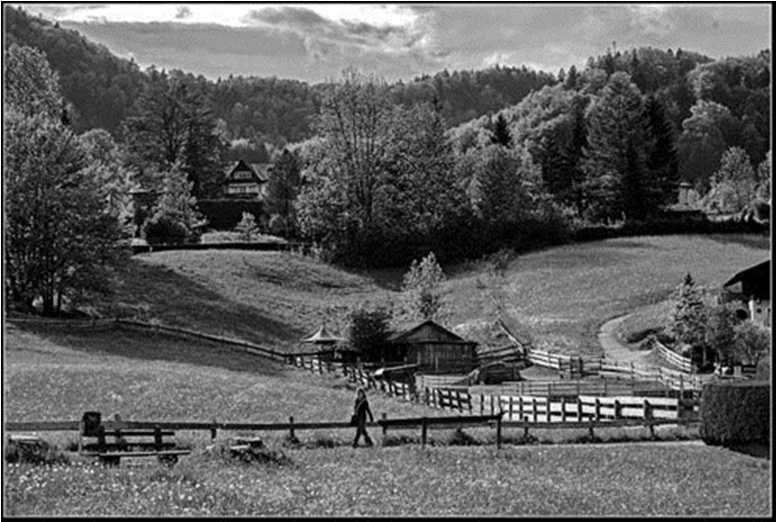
top-left (300, 324), bottom-right (352, 361)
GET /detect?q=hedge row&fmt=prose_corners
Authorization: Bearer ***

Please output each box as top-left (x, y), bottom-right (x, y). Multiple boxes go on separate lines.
top-left (700, 380), bottom-right (770, 446)
top-left (197, 199), bottom-right (267, 230)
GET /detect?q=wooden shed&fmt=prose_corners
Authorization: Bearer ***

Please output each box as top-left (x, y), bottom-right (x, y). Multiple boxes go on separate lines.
top-left (387, 320), bottom-right (478, 374)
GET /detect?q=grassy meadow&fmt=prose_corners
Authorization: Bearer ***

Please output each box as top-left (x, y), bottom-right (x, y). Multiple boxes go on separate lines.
top-left (98, 234), bottom-right (768, 356)
top-left (4, 303), bottom-right (771, 516)
top-left (5, 444), bottom-right (770, 516)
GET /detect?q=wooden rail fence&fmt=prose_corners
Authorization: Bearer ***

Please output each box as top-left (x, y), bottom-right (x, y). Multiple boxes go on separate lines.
top-left (654, 340), bottom-right (694, 373)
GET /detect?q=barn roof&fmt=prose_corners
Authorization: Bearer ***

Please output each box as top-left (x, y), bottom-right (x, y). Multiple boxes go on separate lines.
top-left (387, 319), bottom-right (471, 344)
top-left (301, 324), bottom-right (345, 344)
top-left (723, 260), bottom-right (771, 300)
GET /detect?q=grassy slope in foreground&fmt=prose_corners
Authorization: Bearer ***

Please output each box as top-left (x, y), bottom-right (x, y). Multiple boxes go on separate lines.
top-left (4, 445), bottom-right (770, 516)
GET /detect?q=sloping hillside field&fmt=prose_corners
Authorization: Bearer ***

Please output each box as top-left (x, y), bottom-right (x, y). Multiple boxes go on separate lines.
top-left (98, 235), bottom-right (766, 354)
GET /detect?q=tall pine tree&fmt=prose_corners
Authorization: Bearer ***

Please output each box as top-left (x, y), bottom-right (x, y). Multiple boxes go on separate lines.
top-left (490, 113), bottom-right (512, 148)
top-left (644, 94), bottom-right (680, 208)
top-left (581, 72), bottom-right (651, 221)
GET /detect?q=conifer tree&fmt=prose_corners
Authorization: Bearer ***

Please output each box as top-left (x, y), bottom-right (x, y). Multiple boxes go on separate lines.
top-left (581, 72), bottom-right (650, 221)
top-left (670, 273), bottom-right (707, 350)
top-left (644, 94), bottom-right (679, 206)
top-left (490, 113), bottom-right (512, 148)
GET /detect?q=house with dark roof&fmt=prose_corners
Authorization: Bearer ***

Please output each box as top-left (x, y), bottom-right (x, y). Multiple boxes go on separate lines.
top-left (222, 160), bottom-right (270, 199)
top-left (722, 259), bottom-right (771, 328)
top-left (387, 320), bottom-right (478, 374)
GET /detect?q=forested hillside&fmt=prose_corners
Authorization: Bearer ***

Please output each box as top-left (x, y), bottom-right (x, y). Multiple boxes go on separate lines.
top-left (448, 46), bottom-right (771, 200)
top-left (4, 6), bottom-right (556, 148)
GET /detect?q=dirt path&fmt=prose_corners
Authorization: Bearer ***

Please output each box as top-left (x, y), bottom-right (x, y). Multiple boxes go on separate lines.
top-left (597, 314), bottom-right (654, 364)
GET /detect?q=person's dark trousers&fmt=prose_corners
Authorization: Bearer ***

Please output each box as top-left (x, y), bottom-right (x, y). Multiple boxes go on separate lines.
top-left (353, 420), bottom-right (373, 447)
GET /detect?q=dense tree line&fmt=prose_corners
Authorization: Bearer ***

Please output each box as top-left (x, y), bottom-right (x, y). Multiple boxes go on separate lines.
top-left (448, 46), bottom-right (771, 225)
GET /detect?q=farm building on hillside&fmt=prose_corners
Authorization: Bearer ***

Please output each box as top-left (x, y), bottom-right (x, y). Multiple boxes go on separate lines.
top-left (387, 320), bottom-right (478, 374)
top-left (223, 160), bottom-right (270, 199)
top-left (722, 260), bottom-right (771, 328)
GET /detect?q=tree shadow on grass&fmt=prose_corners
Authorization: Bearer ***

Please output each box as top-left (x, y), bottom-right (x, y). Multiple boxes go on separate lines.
top-left (106, 258), bottom-right (304, 346)
top-left (13, 322), bottom-right (287, 377)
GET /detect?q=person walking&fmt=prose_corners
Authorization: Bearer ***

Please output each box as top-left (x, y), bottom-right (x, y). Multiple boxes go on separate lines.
top-left (352, 387), bottom-right (374, 447)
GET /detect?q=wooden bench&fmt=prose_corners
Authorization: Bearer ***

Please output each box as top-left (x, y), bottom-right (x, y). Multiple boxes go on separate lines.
top-left (78, 412), bottom-right (191, 466)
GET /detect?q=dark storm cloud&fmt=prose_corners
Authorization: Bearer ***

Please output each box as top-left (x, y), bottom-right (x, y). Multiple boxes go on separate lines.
top-left (244, 5), bottom-right (420, 51)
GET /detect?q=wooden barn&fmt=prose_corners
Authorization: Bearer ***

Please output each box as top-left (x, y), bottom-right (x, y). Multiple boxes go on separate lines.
top-left (387, 320), bottom-right (478, 374)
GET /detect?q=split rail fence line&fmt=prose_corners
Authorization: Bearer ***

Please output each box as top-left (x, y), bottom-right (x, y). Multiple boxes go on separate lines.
top-left (10, 317), bottom-right (708, 393)
top-left (291, 355), bottom-right (699, 422)
top-left (6, 412), bottom-right (696, 449)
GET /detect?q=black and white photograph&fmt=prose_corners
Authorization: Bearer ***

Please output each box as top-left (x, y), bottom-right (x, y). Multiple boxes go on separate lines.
top-left (2, 1), bottom-right (773, 517)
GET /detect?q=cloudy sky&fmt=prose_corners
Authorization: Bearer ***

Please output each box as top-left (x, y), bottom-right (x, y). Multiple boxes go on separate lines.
top-left (20, 3), bottom-right (773, 82)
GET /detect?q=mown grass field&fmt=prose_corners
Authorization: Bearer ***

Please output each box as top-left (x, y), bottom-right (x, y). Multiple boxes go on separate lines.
top-left (97, 234), bottom-right (768, 356)
top-left (5, 444), bottom-right (770, 516)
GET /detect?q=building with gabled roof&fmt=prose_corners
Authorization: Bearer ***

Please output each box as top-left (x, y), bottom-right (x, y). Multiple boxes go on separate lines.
top-left (722, 259), bottom-right (771, 327)
top-left (387, 319), bottom-right (478, 374)
top-left (222, 160), bottom-right (270, 199)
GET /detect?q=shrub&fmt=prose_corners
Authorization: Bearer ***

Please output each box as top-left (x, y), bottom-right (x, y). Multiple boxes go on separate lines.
top-left (700, 380), bottom-right (770, 447)
top-left (447, 428), bottom-right (480, 446)
top-left (197, 199), bottom-right (266, 230)
top-left (143, 214), bottom-right (190, 245)
top-left (4, 438), bottom-right (68, 465)
top-left (234, 212), bottom-right (259, 241)
top-left (348, 305), bottom-right (392, 363)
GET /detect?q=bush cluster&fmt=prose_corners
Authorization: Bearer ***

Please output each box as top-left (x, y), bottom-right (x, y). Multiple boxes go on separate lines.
top-left (197, 200), bottom-right (267, 231)
top-left (700, 380), bottom-right (770, 447)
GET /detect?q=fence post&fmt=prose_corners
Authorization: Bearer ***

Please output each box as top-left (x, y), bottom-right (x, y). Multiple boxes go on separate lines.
top-left (518, 396), bottom-right (524, 422)
top-left (644, 399), bottom-right (655, 438)
top-left (545, 398), bottom-right (551, 423)
top-left (210, 418), bottom-right (218, 441)
top-left (381, 413), bottom-right (387, 436)
top-left (614, 399), bottom-right (620, 420)
top-left (490, 395), bottom-right (495, 415)
top-left (480, 394), bottom-right (484, 415)
top-left (289, 416), bottom-right (295, 440)
top-left (421, 418), bottom-right (428, 447)
top-left (561, 397), bottom-right (567, 422)
top-left (577, 396), bottom-right (582, 422)
top-left (523, 416), bottom-right (530, 439)
top-left (532, 397), bottom-right (538, 423)
top-left (509, 396), bottom-right (514, 422)
top-left (154, 425), bottom-right (162, 451)
top-left (631, 362), bottom-right (635, 380)
top-left (496, 414), bottom-right (502, 449)
top-left (594, 398), bottom-right (601, 422)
